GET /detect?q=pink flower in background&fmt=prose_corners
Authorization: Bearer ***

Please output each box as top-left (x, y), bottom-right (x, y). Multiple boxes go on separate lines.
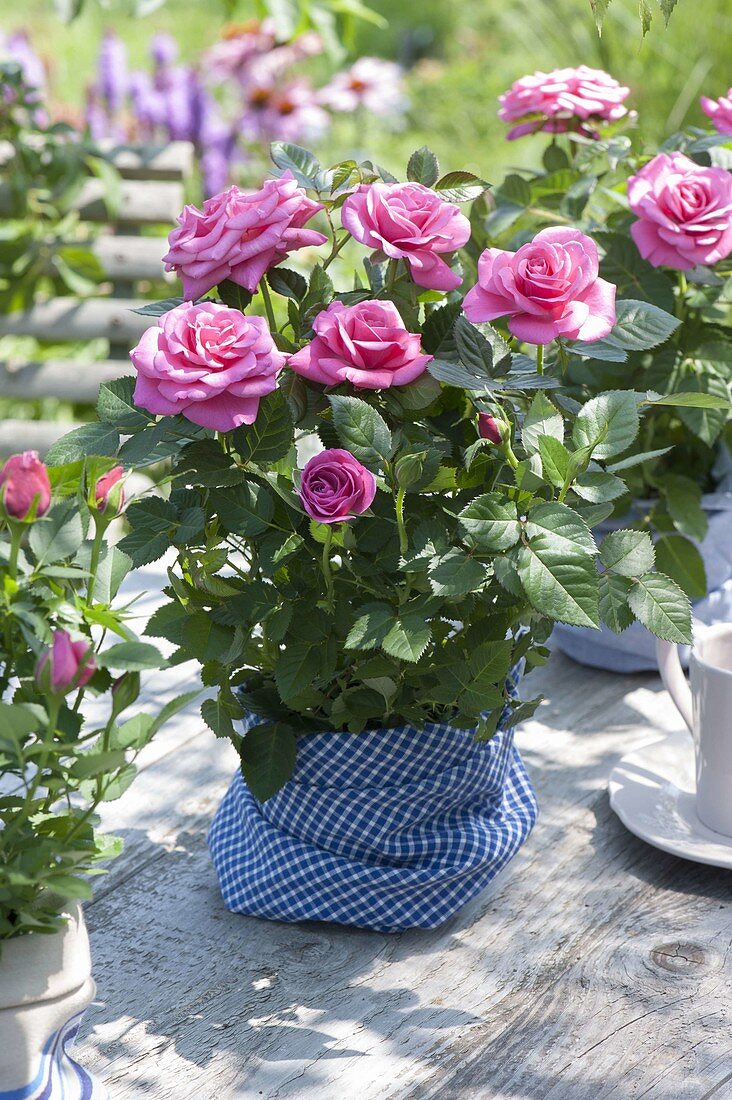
top-left (319, 57), bottom-right (407, 117)
top-left (130, 302), bottom-right (285, 431)
top-left (240, 80), bottom-right (329, 146)
top-left (627, 152), bottom-right (732, 271)
top-left (163, 176), bottom-right (327, 300)
top-left (0, 451), bottom-right (51, 521)
top-left (94, 466), bottom-right (125, 513)
top-left (35, 630), bottom-right (97, 695)
top-left (299, 449), bottom-right (376, 524)
top-left (498, 65), bottom-right (629, 140)
top-left (701, 88), bottom-right (732, 137)
top-left (341, 183), bottom-right (470, 292)
top-left (288, 300), bottom-right (431, 389)
top-left (463, 226), bottom-right (616, 344)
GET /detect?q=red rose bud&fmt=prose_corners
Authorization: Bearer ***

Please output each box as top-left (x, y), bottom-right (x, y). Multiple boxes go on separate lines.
top-left (35, 629), bottom-right (97, 696)
top-left (478, 414), bottom-right (503, 444)
top-left (94, 466), bottom-right (125, 513)
top-left (0, 451), bottom-right (51, 521)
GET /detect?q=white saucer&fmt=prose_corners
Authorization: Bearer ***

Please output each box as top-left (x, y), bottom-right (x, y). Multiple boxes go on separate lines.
top-left (608, 730), bottom-right (732, 869)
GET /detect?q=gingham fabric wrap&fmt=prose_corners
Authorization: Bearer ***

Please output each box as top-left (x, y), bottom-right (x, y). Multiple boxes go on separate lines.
top-left (208, 670), bottom-right (538, 932)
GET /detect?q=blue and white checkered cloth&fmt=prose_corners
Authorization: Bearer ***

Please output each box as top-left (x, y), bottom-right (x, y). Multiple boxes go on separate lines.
top-left (208, 670), bottom-right (537, 932)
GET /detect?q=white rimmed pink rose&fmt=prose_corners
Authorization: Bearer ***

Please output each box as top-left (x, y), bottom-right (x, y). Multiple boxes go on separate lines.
top-left (288, 299), bottom-right (431, 389)
top-left (299, 449), bottom-right (376, 525)
top-left (463, 226), bottom-right (616, 345)
top-left (130, 301), bottom-right (285, 431)
top-left (341, 182), bottom-right (470, 292)
top-left (627, 152), bottom-right (732, 271)
top-left (498, 65), bottom-right (629, 140)
top-left (162, 173), bottom-right (327, 300)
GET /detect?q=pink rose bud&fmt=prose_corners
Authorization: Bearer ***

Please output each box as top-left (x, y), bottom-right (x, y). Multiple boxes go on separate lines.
top-left (94, 466), bottom-right (125, 513)
top-left (299, 449), bottom-right (376, 524)
top-left (627, 152), bottom-right (732, 271)
top-left (462, 226), bottom-right (616, 345)
top-left (341, 182), bottom-right (471, 292)
top-left (35, 629), bottom-right (97, 695)
top-left (0, 451), bottom-right (51, 521)
top-left (131, 301), bottom-right (286, 432)
top-left (478, 414), bottom-right (503, 444)
top-left (701, 88), bottom-right (732, 137)
top-left (288, 300), bottom-right (431, 389)
top-left (498, 65), bottom-right (629, 140)
top-left (162, 174), bottom-right (327, 301)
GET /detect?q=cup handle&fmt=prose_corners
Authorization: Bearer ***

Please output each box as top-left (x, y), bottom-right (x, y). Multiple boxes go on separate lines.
top-left (656, 638), bottom-right (693, 732)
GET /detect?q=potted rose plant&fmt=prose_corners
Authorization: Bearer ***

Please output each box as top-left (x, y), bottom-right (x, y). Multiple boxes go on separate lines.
top-left (489, 66), bottom-right (732, 671)
top-left (0, 451), bottom-right (195, 1100)
top-left (74, 140), bottom-right (712, 933)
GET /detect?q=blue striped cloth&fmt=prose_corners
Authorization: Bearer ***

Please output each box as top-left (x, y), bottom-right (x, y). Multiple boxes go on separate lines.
top-left (208, 670), bottom-right (537, 932)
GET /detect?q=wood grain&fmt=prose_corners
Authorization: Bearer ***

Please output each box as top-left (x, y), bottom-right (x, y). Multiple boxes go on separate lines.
top-left (69, 577), bottom-right (732, 1099)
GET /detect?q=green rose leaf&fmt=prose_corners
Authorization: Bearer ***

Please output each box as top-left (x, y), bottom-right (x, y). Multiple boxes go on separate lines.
top-left (538, 436), bottom-right (571, 488)
top-left (429, 549), bottom-right (487, 597)
top-left (458, 494), bottom-right (521, 552)
top-left (658, 474), bottom-right (708, 542)
top-left (46, 423), bottom-right (121, 465)
top-left (517, 536), bottom-right (600, 628)
top-left (131, 297), bottom-right (184, 316)
top-left (328, 395), bottom-right (392, 470)
top-left (599, 529), bottom-right (655, 577)
top-left (655, 534), bottom-right (707, 599)
top-left (96, 641), bottom-right (166, 672)
top-left (434, 171), bottom-right (491, 203)
top-left (270, 141), bottom-right (321, 187)
top-left (406, 146), bottom-right (440, 187)
top-left (627, 572), bottom-right (692, 644)
top-left (232, 389), bottom-right (294, 466)
top-left (382, 613), bottom-right (431, 662)
top-left (210, 482), bottom-right (275, 537)
top-left (240, 722), bottom-right (298, 802)
top-left (599, 573), bottom-right (634, 634)
top-left (524, 502), bottom-right (596, 557)
top-left (522, 393), bottom-right (564, 454)
top-left (97, 376), bottom-right (150, 431)
top-left (572, 390), bottom-right (640, 460)
top-left (573, 470), bottom-right (627, 503)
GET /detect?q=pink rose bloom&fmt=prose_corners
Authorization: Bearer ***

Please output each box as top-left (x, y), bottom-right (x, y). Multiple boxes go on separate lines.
top-left (131, 301), bottom-right (285, 431)
top-left (94, 466), bottom-right (125, 513)
top-left (0, 451), bottom-right (51, 521)
top-left (463, 226), bottom-right (616, 345)
top-left (498, 65), bottom-right (629, 140)
top-left (299, 449), bottom-right (376, 524)
top-left (627, 153), bottom-right (732, 271)
top-left (341, 183), bottom-right (471, 292)
top-left (701, 88), bottom-right (732, 136)
top-left (35, 630), bottom-right (97, 695)
top-left (162, 174), bottom-right (327, 300)
top-left (288, 300), bottom-right (431, 389)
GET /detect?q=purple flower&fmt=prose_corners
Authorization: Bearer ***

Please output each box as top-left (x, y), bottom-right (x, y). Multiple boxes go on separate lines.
top-left (98, 30), bottom-right (128, 114)
top-left (151, 33), bottom-right (178, 70)
top-left (299, 450), bottom-right (376, 525)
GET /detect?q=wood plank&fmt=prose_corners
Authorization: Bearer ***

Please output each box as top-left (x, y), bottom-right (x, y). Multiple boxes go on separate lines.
top-left (0, 298), bottom-right (150, 344)
top-left (72, 642), bottom-right (732, 1099)
top-left (0, 418), bottom-right (82, 457)
top-left (76, 179), bottom-right (184, 226)
top-left (92, 235), bottom-right (172, 283)
top-left (0, 359), bottom-right (131, 402)
top-left (103, 142), bottom-right (195, 182)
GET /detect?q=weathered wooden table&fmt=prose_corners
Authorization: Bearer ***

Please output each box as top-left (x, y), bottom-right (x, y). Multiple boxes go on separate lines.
top-left (78, 564), bottom-right (732, 1099)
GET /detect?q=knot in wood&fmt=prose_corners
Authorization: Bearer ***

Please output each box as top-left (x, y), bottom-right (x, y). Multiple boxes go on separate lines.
top-left (649, 941), bottom-right (708, 974)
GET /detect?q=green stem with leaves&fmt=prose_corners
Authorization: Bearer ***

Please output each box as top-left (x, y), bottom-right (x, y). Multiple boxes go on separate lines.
top-left (321, 526), bottom-right (335, 609)
top-left (536, 344), bottom-right (545, 376)
top-left (260, 279), bottom-right (278, 333)
top-left (395, 486), bottom-right (408, 556)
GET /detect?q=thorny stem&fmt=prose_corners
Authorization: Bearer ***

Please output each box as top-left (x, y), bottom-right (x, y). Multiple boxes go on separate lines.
top-left (321, 525), bottom-right (335, 609)
top-left (260, 279), bottom-right (278, 333)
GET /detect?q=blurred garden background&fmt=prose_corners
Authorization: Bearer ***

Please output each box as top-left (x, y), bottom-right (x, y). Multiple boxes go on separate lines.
top-left (6, 0), bottom-right (731, 183)
top-left (1, 0), bottom-right (730, 444)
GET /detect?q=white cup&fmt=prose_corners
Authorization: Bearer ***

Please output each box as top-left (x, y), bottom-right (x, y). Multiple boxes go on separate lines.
top-left (657, 624), bottom-right (732, 838)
